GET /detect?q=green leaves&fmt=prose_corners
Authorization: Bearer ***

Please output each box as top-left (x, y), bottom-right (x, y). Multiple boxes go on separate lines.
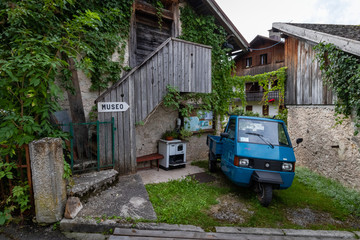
top-left (234, 67), bottom-right (287, 108)
top-left (314, 43), bottom-right (360, 134)
top-left (0, 162), bottom-right (17, 180)
top-left (179, 6), bottom-right (235, 118)
top-left (0, 0), bottom-right (132, 153)
top-left (0, 0), bottom-right (133, 225)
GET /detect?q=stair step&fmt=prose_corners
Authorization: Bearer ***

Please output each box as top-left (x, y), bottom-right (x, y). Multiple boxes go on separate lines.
top-left (67, 169), bottom-right (118, 199)
top-left (73, 160), bottom-right (97, 171)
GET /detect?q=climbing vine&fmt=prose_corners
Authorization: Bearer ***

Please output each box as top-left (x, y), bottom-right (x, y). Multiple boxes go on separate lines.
top-left (229, 67), bottom-right (287, 123)
top-left (147, 0), bottom-right (164, 30)
top-left (179, 6), bottom-right (237, 119)
top-left (234, 67), bottom-right (287, 108)
top-left (314, 42), bottom-right (360, 134)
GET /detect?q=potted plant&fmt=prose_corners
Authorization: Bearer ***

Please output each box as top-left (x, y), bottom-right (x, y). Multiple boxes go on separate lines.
top-left (179, 128), bottom-right (193, 141)
top-left (162, 130), bottom-right (178, 141)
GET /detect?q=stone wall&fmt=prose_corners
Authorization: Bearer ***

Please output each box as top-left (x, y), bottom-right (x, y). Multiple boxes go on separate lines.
top-left (59, 41), bottom-right (130, 122)
top-left (135, 103), bottom-right (209, 161)
top-left (287, 106), bottom-right (360, 191)
top-left (186, 134), bottom-right (208, 161)
top-left (136, 103), bottom-right (178, 157)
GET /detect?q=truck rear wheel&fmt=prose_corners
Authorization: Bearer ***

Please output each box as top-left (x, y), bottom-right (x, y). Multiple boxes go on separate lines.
top-left (257, 183), bottom-right (272, 207)
top-left (208, 152), bottom-right (217, 172)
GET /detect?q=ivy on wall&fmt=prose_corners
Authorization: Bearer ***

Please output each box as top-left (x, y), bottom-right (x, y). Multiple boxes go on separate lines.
top-left (314, 42), bottom-right (360, 134)
top-left (233, 67), bottom-right (287, 108)
top-left (229, 67), bottom-right (287, 123)
top-left (178, 6), bottom-right (237, 118)
top-left (166, 6), bottom-right (288, 125)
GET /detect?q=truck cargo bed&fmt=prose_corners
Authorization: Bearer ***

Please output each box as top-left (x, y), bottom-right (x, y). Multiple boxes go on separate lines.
top-left (207, 135), bottom-right (223, 156)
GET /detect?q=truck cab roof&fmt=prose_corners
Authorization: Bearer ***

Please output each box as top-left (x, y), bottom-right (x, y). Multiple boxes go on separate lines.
top-left (230, 115), bottom-right (285, 124)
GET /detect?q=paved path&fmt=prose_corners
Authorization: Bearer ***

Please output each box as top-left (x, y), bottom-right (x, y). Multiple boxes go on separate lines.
top-left (77, 174), bottom-right (157, 220)
top-left (138, 163), bottom-right (205, 184)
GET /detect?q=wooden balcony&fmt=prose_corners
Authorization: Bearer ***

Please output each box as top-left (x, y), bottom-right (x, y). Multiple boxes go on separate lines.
top-left (246, 90), bottom-right (279, 102)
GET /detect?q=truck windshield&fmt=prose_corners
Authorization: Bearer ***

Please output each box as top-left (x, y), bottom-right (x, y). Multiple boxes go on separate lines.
top-left (237, 119), bottom-right (290, 147)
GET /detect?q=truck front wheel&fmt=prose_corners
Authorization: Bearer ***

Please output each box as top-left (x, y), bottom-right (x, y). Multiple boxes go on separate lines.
top-left (257, 183), bottom-right (272, 207)
top-left (208, 152), bottom-right (217, 172)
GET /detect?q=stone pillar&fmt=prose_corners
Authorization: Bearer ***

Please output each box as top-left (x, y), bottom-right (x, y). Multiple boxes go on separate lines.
top-left (29, 137), bottom-right (67, 223)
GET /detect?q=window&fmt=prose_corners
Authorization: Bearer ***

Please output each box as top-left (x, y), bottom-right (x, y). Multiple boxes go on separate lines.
top-left (271, 79), bottom-right (278, 88)
top-left (260, 54), bottom-right (267, 65)
top-left (245, 57), bottom-right (252, 68)
top-left (225, 118), bottom-right (236, 140)
top-left (246, 105), bottom-right (253, 112)
top-left (245, 82), bottom-right (260, 92)
top-left (237, 119), bottom-right (290, 147)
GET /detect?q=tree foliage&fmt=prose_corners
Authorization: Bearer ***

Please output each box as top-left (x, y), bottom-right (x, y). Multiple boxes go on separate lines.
top-left (314, 42), bottom-right (360, 134)
top-left (0, 0), bottom-right (132, 155)
top-left (0, 0), bottom-right (132, 224)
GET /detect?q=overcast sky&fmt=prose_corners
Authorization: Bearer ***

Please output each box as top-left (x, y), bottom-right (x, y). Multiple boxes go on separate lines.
top-left (215, 0), bottom-right (360, 42)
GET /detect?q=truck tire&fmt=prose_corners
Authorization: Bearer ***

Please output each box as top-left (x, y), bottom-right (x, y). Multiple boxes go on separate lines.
top-left (257, 183), bottom-right (272, 207)
top-left (208, 152), bottom-right (217, 173)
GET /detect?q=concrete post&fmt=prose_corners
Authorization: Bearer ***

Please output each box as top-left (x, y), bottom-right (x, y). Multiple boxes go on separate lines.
top-left (29, 137), bottom-right (67, 223)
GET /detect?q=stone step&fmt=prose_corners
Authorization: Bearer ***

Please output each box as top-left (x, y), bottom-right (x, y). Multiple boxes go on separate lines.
top-left (67, 169), bottom-right (118, 200)
top-left (73, 160), bottom-right (97, 171)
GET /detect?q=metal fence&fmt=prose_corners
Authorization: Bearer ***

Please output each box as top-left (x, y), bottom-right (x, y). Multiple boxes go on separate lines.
top-left (59, 118), bottom-right (115, 173)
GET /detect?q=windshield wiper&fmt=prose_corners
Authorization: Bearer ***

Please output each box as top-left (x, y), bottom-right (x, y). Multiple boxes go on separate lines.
top-left (245, 132), bottom-right (274, 148)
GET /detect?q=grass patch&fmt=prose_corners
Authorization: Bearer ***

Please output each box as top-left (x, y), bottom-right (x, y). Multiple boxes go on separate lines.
top-left (296, 167), bottom-right (360, 217)
top-left (146, 161), bottom-right (360, 230)
top-left (190, 160), bottom-right (208, 169)
top-left (145, 176), bottom-right (229, 230)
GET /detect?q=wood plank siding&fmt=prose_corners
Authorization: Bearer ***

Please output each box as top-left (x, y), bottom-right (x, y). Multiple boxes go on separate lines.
top-left (284, 37), bottom-right (333, 105)
top-left (96, 38), bottom-right (212, 173)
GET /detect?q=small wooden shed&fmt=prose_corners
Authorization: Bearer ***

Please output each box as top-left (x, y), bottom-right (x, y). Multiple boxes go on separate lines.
top-left (95, 38), bottom-right (212, 174)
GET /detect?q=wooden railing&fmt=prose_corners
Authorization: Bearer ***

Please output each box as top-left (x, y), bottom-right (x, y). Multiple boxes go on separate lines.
top-left (246, 90), bottom-right (279, 102)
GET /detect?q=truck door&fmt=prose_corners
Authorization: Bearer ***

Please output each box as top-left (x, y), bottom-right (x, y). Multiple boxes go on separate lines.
top-left (221, 118), bottom-right (236, 172)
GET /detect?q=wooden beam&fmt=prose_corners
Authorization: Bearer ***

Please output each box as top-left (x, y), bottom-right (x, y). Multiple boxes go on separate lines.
top-left (135, 1), bottom-right (173, 21)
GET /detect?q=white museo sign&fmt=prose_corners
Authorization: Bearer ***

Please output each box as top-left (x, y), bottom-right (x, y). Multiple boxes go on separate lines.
top-left (98, 102), bottom-right (129, 112)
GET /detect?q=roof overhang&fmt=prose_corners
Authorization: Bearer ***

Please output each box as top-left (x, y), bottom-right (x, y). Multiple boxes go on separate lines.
top-left (272, 22), bottom-right (360, 56)
top-left (188, 0), bottom-right (249, 53)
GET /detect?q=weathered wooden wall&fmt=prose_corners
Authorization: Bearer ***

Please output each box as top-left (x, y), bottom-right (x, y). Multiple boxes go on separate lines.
top-left (130, 0), bottom-right (177, 68)
top-left (236, 38), bottom-right (284, 76)
top-left (284, 37), bottom-right (334, 105)
top-left (96, 38), bottom-right (212, 174)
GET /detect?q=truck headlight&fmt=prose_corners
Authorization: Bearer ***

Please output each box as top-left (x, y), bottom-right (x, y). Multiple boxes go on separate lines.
top-left (234, 157), bottom-right (249, 167)
top-left (282, 162), bottom-right (293, 172)
top-left (239, 158), bottom-right (249, 166)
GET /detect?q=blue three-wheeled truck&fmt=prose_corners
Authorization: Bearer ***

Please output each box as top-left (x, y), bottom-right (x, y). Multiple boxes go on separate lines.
top-left (207, 115), bottom-right (302, 207)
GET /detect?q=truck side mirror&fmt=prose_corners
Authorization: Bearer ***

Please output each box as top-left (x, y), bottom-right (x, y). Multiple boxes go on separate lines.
top-left (296, 138), bottom-right (303, 145)
top-left (220, 132), bottom-right (229, 138)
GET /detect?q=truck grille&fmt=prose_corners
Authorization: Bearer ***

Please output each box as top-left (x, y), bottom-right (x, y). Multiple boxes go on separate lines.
top-left (248, 158), bottom-right (283, 172)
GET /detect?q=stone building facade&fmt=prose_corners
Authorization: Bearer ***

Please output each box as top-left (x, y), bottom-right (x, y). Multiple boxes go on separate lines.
top-left (287, 106), bottom-right (360, 191)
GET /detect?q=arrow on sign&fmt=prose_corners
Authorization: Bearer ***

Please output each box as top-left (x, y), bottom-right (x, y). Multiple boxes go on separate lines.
top-left (98, 102), bottom-right (129, 112)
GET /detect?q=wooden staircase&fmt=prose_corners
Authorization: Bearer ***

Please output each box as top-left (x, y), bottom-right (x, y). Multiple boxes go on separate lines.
top-left (95, 38), bottom-right (212, 174)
